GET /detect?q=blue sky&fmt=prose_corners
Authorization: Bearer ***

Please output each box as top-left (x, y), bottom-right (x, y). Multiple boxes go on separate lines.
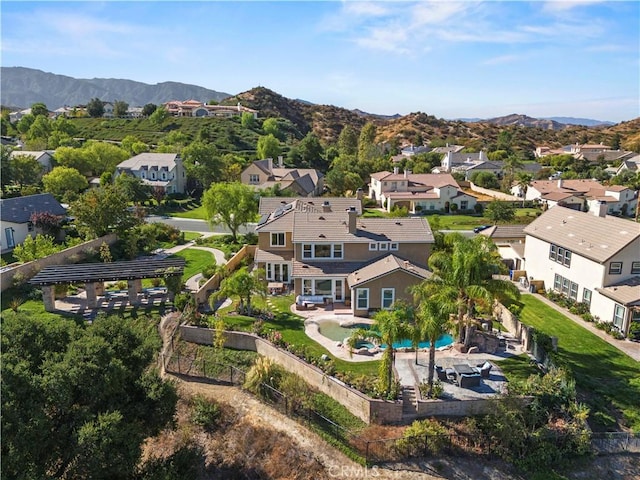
top-left (2, 1), bottom-right (639, 122)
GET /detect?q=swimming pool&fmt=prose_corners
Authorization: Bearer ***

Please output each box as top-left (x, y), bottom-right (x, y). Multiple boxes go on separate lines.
top-left (317, 319), bottom-right (454, 349)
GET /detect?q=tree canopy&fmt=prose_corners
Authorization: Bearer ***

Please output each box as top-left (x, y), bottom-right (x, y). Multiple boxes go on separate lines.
top-left (86, 98), bottom-right (105, 118)
top-left (70, 185), bottom-right (140, 238)
top-left (202, 182), bottom-right (258, 241)
top-left (42, 166), bottom-right (89, 202)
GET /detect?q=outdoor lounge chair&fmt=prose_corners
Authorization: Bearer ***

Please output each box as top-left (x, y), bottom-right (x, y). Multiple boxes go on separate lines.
top-left (458, 373), bottom-right (481, 388)
top-left (435, 365), bottom-right (448, 381)
top-left (478, 361), bottom-right (493, 378)
top-left (445, 367), bottom-right (457, 383)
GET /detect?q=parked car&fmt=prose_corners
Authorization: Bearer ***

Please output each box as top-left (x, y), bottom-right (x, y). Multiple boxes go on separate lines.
top-left (473, 225), bottom-right (492, 233)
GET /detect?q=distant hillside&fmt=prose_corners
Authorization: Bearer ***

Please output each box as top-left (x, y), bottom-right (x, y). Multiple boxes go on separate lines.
top-left (544, 117), bottom-right (615, 127)
top-left (484, 114), bottom-right (566, 131)
top-left (0, 67), bottom-right (231, 108)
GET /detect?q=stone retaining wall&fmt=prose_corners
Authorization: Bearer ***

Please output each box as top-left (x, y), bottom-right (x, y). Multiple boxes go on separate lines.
top-left (1, 233), bottom-right (118, 292)
top-left (178, 325), bottom-right (403, 424)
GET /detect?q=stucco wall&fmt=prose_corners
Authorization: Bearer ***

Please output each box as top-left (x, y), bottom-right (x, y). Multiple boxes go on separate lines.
top-left (178, 325), bottom-right (403, 424)
top-left (0, 233), bottom-right (118, 292)
top-left (469, 183), bottom-right (519, 201)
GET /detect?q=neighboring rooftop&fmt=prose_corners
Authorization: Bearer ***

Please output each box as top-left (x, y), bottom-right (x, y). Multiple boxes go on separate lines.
top-left (0, 193), bottom-right (66, 224)
top-left (116, 153), bottom-right (180, 170)
top-left (523, 206), bottom-right (640, 263)
top-left (347, 254), bottom-right (431, 287)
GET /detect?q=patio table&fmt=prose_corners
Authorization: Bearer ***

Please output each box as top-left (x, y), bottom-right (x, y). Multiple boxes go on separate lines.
top-left (452, 364), bottom-right (475, 376)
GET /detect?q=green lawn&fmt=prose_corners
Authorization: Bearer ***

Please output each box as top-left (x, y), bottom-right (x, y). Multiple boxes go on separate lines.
top-left (170, 248), bottom-right (215, 279)
top-left (498, 354), bottom-right (540, 385)
top-left (170, 204), bottom-right (208, 220)
top-left (428, 214), bottom-right (486, 230)
top-left (517, 295), bottom-right (640, 432)
top-left (220, 294), bottom-right (379, 377)
top-left (182, 231), bottom-right (202, 242)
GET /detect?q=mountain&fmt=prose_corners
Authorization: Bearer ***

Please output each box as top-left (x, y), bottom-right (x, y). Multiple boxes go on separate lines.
top-left (543, 117), bottom-right (615, 127)
top-left (0, 67), bottom-right (231, 108)
top-left (483, 114), bottom-right (566, 131)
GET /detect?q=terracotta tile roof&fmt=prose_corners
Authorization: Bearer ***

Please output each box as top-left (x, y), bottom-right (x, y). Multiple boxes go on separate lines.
top-left (531, 179), bottom-right (603, 195)
top-left (523, 206), bottom-right (640, 263)
top-left (347, 254), bottom-right (431, 287)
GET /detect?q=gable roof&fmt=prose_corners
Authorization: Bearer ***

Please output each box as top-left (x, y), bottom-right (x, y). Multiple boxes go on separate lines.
top-left (523, 206), bottom-right (640, 263)
top-left (258, 197), bottom-right (362, 216)
top-left (370, 171), bottom-right (459, 188)
top-left (0, 193), bottom-right (66, 224)
top-left (347, 254), bottom-right (431, 287)
top-left (116, 153), bottom-right (179, 171)
top-left (479, 224), bottom-right (527, 239)
top-left (9, 150), bottom-right (52, 161)
top-left (530, 179), bottom-right (603, 196)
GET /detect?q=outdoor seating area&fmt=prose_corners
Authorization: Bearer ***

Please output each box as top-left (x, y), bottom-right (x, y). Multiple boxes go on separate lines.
top-left (435, 361), bottom-right (494, 389)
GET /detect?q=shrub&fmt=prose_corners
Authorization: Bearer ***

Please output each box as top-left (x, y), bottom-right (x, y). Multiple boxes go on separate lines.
top-left (395, 419), bottom-right (448, 457)
top-left (190, 395), bottom-right (221, 431)
top-left (173, 292), bottom-right (192, 312)
top-left (419, 379), bottom-right (444, 399)
top-left (244, 357), bottom-right (283, 397)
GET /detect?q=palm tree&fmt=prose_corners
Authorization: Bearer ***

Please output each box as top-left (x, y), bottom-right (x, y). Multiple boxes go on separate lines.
top-left (426, 233), bottom-right (520, 349)
top-left (348, 307), bottom-right (409, 397)
top-left (209, 267), bottom-right (266, 315)
top-left (516, 172), bottom-right (532, 207)
top-left (415, 298), bottom-right (454, 398)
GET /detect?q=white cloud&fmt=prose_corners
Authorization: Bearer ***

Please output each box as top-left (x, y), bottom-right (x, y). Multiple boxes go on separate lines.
top-left (343, 1), bottom-right (390, 18)
top-left (542, 0), bottom-right (606, 14)
top-left (482, 54), bottom-right (521, 66)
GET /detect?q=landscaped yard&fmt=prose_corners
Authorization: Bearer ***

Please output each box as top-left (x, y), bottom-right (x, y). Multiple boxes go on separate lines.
top-left (170, 248), bottom-right (215, 280)
top-left (517, 295), bottom-right (640, 432)
top-left (170, 204), bottom-right (208, 220)
top-left (218, 294), bottom-right (379, 378)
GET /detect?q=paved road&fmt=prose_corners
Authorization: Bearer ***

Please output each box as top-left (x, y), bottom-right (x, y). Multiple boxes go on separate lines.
top-left (146, 215), bottom-right (256, 235)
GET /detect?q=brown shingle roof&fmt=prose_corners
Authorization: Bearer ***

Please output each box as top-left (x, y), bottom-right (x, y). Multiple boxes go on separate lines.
top-left (479, 224), bottom-right (527, 239)
top-left (523, 206), bottom-right (640, 263)
top-left (347, 255), bottom-right (431, 287)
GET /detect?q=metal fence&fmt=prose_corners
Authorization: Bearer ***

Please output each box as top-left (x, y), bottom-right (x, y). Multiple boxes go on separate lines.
top-left (162, 350), bottom-right (640, 464)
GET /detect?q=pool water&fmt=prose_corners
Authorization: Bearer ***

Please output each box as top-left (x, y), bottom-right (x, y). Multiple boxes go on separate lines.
top-left (317, 319), bottom-right (454, 349)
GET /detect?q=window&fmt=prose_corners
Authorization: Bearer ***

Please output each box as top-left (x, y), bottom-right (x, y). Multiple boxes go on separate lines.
top-left (613, 304), bottom-right (625, 329)
top-left (609, 262), bottom-right (623, 275)
top-left (314, 244), bottom-right (331, 258)
top-left (549, 243), bottom-right (571, 267)
top-left (582, 288), bottom-right (592, 307)
top-left (569, 282), bottom-right (578, 300)
top-left (333, 243), bottom-right (343, 259)
top-left (554, 274), bottom-right (562, 291)
top-left (301, 243), bottom-right (342, 259)
top-left (460, 200), bottom-right (468, 210)
top-left (369, 243), bottom-right (378, 251)
top-left (390, 243), bottom-right (399, 251)
top-left (381, 288), bottom-right (395, 309)
top-left (303, 279), bottom-right (312, 295)
top-left (379, 242), bottom-right (388, 251)
top-left (27, 221), bottom-right (34, 232)
top-left (356, 288), bottom-right (369, 310)
top-left (270, 232), bottom-right (285, 247)
top-left (632, 262), bottom-right (640, 275)
top-left (249, 174), bottom-right (260, 184)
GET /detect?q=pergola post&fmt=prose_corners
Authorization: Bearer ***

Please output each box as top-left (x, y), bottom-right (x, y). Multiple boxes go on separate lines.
top-left (128, 279), bottom-right (142, 304)
top-left (95, 282), bottom-right (105, 296)
top-left (85, 282), bottom-right (98, 308)
top-left (42, 285), bottom-right (56, 312)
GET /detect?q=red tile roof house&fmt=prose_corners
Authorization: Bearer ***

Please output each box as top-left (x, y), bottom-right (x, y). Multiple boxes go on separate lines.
top-left (514, 178), bottom-right (637, 216)
top-left (368, 169), bottom-right (477, 214)
top-left (254, 197), bottom-right (433, 316)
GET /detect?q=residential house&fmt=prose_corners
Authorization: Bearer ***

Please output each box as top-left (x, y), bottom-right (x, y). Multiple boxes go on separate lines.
top-left (513, 178), bottom-right (637, 216)
top-left (115, 153), bottom-right (186, 195)
top-left (430, 144), bottom-right (465, 154)
top-left (369, 168), bottom-right (477, 213)
top-left (254, 197), bottom-right (434, 316)
top-left (479, 224), bottom-right (528, 270)
top-left (0, 193), bottom-right (66, 253)
top-left (163, 100), bottom-right (258, 118)
top-left (615, 154), bottom-right (640, 176)
top-left (523, 206), bottom-right (640, 337)
top-left (241, 157), bottom-right (324, 197)
top-left (8, 150), bottom-right (54, 173)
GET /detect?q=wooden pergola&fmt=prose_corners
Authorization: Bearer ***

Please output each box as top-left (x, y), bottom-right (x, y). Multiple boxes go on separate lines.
top-left (29, 258), bottom-right (185, 311)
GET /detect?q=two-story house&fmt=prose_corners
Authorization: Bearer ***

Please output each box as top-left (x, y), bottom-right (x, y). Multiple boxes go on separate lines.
top-left (115, 153), bottom-right (186, 195)
top-left (254, 197), bottom-right (434, 316)
top-left (0, 193), bottom-right (66, 253)
top-left (479, 224), bottom-right (528, 271)
top-left (369, 169), bottom-right (477, 213)
top-left (523, 206), bottom-right (640, 337)
top-left (8, 150), bottom-right (54, 174)
top-left (241, 157), bottom-right (324, 197)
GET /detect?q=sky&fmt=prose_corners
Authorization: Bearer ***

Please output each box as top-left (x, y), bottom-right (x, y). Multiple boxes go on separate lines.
top-left (2, 1), bottom-right (639, 122)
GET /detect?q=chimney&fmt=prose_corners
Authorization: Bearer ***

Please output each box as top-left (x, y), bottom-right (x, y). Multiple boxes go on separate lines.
top-left (356, 188), bottom-right (363, 200)
top-left (322, 200), bottom-right (331, 213)
top-left (277, 155), bottom-right (284, 168)
top-left (593, 200), bottom-right (607, 218)
top-left (557, 178), bottom-right (563, 188)
top-left (267, 157), bottom-right (273, 172)
top-left (347, 206), bottom-right (357, 234)
top-left (393, 166), bottom-right (399, 175)
top-left (404, 169), bottom-right (408, 178)
top-left (479, 150), bottom-right (484, 161)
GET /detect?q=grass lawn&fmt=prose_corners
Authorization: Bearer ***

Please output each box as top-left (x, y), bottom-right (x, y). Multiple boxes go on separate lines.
top-left (428, 214), bottom-right (485, 230)
top-left (170, 248), bottom-right (215, 280)
top-left (517, 295), bottom-right (640, 432)
top-left (219, 294), bottom-right (379, 378)
top-left (171, 204), bottom-right (208, 220)
top-left (498, 354), bottom-right (540, 385)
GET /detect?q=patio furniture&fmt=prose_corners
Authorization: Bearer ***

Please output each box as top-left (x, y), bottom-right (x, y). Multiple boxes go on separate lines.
top-left (458, 373), bottom-right (481, 388)
top-left (435, 365), bottom-right (448, 381)
top-left (453, 364), bottom-right (475, 376)
top-left (445, 368), bottom-right (457, 383)
top-left (478, 361), bottom-right (493, 378)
